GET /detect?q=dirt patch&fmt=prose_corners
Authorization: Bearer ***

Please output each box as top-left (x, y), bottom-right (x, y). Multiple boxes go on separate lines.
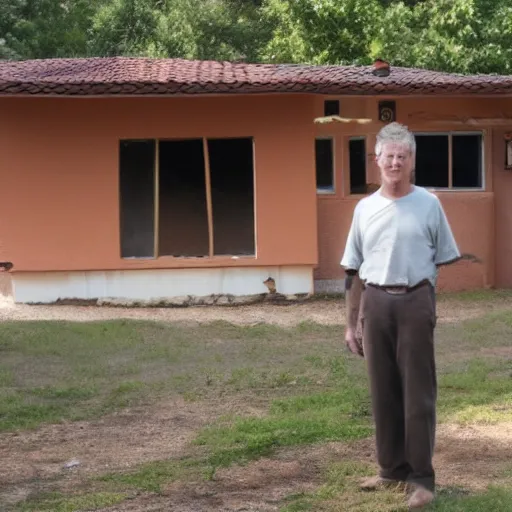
top-left (102, 440), bottom-right (375, 512)
top-left (1, 297), bottom-right (511, 510)
top-left (2, 386), bottom-right (511, 511)
top-left (0, 397), bottom-right (245, 488)
top-left (434, 423), bottom-right (512, 491)
top-left (99, 424), bottom-right (512, 511)
top-left (0, 295), bottom-right (510, 326)
top-left (479, 346), bottom-right (512, 358)
top-left (158, 460), bottom-right (317, 512)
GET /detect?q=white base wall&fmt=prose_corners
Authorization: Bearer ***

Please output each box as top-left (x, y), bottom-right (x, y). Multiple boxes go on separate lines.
top-left (11, 266), bottom-right (314, 304)
top-left (314, 278), bottom-right (345, 294)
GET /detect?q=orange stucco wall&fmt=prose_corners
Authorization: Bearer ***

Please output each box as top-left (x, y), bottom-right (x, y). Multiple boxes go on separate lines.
top-left (316, 193), bottom-right (494, 291)
top-left (0, 95), bottom-right (318, 272)
top-left (1, 93), bottom-right (511, 293)
top-left (493, 128), bottom-right (512, 288)
top-left (314, 96), bottom-right (512, 292)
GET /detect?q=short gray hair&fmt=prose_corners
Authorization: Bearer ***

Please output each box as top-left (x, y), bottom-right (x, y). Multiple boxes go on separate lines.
top-left (375, 122), bottom-right (416, 157)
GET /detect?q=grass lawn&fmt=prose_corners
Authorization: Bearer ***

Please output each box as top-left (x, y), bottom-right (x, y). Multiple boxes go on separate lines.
top-left (1, 296), bottom-right (511, 511)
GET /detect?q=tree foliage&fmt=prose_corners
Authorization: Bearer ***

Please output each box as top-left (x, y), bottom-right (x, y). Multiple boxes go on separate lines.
top-left (1, 0), bottom-right (512, 74)
top-left (260, 0), bottom-right (382, 65)
top-left (0, 0), bottom-right (99, 59)
top-left (374, 0), bottom-right (512, 73)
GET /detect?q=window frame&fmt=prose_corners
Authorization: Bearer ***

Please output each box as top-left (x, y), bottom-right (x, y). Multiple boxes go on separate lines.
top-left (119, 136), bottom-right (257, 260)
top-left (315, 136), bottom-right (336, 195)
top-left (413, 130), bottom-right (485, 192)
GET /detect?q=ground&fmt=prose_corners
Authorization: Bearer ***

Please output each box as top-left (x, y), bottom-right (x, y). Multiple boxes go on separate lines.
top-left (0, 290), bottom-right (511, 511)
top-left (1, 289), bottom-right (511, 325)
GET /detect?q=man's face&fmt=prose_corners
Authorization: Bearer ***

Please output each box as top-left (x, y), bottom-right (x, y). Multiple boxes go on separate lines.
top-left (376, 142), bottom-right (414, 187)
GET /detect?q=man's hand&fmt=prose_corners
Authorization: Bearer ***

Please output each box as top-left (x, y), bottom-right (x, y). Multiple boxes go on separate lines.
top-left (345, 327), bottom-right (364, 357)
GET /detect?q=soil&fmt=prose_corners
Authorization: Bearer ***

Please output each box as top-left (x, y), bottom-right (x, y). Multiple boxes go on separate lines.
top-left (1, 298), bottom-right (511, 511)
top-left (1, 396), bottom-right (511, 511)
top-left (0, 294), bottom-right (511, 326)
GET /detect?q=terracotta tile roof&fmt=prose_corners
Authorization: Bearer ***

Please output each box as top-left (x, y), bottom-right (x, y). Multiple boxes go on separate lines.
top-left (1, 57), bottom-right (512, 97)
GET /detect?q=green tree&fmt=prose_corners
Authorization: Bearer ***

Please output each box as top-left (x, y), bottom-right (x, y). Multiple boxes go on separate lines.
top-left (91, 0), bottom-right (194, 58)
top-left (194, 0), bottom-right (272, 62)
top-left (260, 0), bottom-right (512, 73)
top-left (260, 0), bottom-right (383, 64)
top-left (0, 0), bottom-right (99, 59)
top-left (2, 0), bottom-right (512, 75)
top-left (373, 0), bottom-right (512, 73)
top-left (91, 0), bottom-right (271, 61)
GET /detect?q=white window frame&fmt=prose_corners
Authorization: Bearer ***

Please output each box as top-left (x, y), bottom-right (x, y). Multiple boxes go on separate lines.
top-left (315, 136), bottom-right (336, 194)
top-left (413, 131), bottom-right (485, 192)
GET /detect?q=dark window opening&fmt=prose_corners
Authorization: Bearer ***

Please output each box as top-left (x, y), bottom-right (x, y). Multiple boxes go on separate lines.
top-left (414, 133), bottom-right (482, 189)
top-left (349, 138), bottom-right (367, 194)
top-left (414, 135), bottom-right (449, 188)
top-left (119, 140), bottom-right (155, 258)
top-left (208, 138), bottom-right (255, 256)
top-left (316, 138), bottom-right (334, 192)
top-left (119, 137), bottom-right (255, 259)
top-left (452, 134), bottom-right (482, 188)
top-left (324, 100), bottom-right (340, 117)
top-left (158, 139), bottom-right (209, 257)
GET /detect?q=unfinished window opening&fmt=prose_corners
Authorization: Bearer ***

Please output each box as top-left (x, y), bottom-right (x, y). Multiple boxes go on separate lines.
top-left (208, 138), bottom-right (255, 256)
top-left (349, 137), bottom-right (367, 194)
top-left (414, 135), bottom-right (449, 188)
top-left (119, 137), bottom-right (256, 259)
top-left (158, 139), bottom-right (209, 257)
top-left (119, 140), bottom-right (155, 258)
top-left (316, 138), bottom-right (335, 193)
top-left (414, 132), bottom-right (483, 189)
top-left (324, 100), bottom-right (340, 117)
top-left (452, 134), bottom-right (483, 188)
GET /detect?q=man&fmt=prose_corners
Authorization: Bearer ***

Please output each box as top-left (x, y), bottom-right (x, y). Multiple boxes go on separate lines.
top-left (341, 122), bottom-right (460, 509)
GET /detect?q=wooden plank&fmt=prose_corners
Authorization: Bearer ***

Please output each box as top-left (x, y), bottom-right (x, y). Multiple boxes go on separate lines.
top-left (203, 138), bottom-right (214, 257)
top-left (314, 115), bottom-right (373, 125)
top-left (448, 134), bottom-right (453, 189)
top-left (154, 139), bottom-right (160, 257)
top-left (408, 111), bottom-right (512, 126)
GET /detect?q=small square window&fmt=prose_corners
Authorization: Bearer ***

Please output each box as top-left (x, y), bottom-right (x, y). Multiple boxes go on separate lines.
top-left (324, 100), bottom-right (340, 117)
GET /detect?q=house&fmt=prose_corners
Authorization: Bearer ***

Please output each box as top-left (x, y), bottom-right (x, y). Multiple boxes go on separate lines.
top-left (0, 57), bottom-right (511, 304)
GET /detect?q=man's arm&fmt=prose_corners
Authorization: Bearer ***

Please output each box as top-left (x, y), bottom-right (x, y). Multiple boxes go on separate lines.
top-left (344, 270), bottom-right (364, 357)
top-left (340, 204), bottom-right (364, 357)
top-left (345, 270), bottom-right (363, 331)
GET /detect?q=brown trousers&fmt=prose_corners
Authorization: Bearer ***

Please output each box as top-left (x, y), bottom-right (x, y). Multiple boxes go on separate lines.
top-left (360, 283), bottom-right (437, 491)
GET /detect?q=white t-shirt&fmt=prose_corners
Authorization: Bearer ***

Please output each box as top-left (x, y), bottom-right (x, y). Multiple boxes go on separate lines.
top-left (340, 186), bottom-right (461, 287)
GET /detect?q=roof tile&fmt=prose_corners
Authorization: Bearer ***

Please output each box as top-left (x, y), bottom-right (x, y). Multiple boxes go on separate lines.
top-left (1, 57), bottom-right (512, 96)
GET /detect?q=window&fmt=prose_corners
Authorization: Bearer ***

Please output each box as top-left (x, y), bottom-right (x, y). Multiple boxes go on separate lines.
top-left (120, 138), bottom-right (255, 259)
top-left (414, 132), bottom-right (483, 189)
top-left (324, 100), bottom-right (340, 116)
top-left (315, 137), bottom-right (335, 193)
top-left (119, 140), bottom-right (156, 259)
top-left (349, 137), bottom-right (367, 194)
